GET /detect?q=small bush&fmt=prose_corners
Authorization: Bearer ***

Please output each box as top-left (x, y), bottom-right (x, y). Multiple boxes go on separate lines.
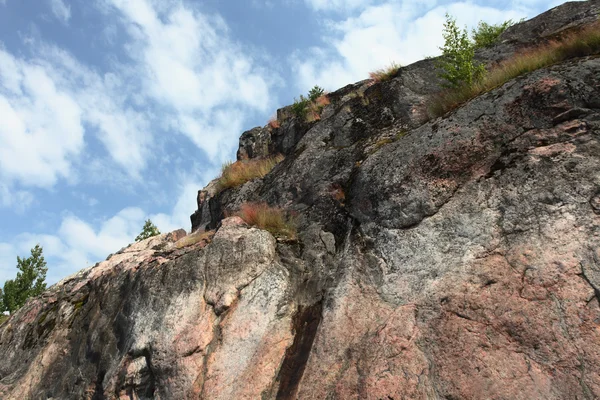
top-left (437, 14), bottom-right (485, 88)
top-left (428, 21), bottom-right (600, 118)
top-left (135, 220), bottom-right (161, 242)
top-left (291, 86), bottom-right (329, 120)
top-left (369, 62), bottom-right (401, 82)
top-left (234, 202), bottom-right (297, 239)
top-left (218, 154), bottom-right (284, 191)
top-left (308, 85), bottom-right (325, 101)
top-left (291, 95), bottom-right (310, 118)
top-left (472, 20), bottom-right (516, 48)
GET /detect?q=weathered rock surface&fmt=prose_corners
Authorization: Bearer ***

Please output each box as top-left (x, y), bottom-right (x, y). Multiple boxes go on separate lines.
top-left (2, 2), bottom-right (600, 399)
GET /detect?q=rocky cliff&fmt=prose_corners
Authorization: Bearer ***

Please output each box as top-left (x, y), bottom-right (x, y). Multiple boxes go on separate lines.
top-left (2, 2), bottom-right (600, 399)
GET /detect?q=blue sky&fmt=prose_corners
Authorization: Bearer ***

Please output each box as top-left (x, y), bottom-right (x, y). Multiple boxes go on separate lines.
top-left (0, 0), bottom-right (567, 285)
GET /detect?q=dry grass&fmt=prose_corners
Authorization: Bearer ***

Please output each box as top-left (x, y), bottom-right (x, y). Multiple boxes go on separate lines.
top-left (218, 154), bottom-right (284, 192)
top-left (369, 62), bottom-right (401, 83)
top-left (234, 202), bottom-right (297, 239)
top-left (268, 117), bottom-right (280, 129)
top-left (428, 22), bottom-right (600, 118)
top-left (315, 95), bottom-right (331, 107)
top-left (306, 94), bottom-right (331, 122)
top-left (175, 230), bottom-right (215, 249)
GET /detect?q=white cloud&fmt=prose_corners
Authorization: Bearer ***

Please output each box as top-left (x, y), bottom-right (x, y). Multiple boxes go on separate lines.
top-left (0, 50), bottom-right (85, 187)
top-left (292, 1), bottom-right (535, 91)
top-left (0, 208), bottom-right (146, 285)
top-left (105, 0), bottom-right (273, 164)
top-left (0, 184), bottom-right (34, 213)
top-left (0, 43), bottom-right (151, 189)
top-left (49, 0), bottom-right (71, 24)
top-left (304, 0), bottom-right (373, 12)
top-left (0, 173), bottom-right (215, 285)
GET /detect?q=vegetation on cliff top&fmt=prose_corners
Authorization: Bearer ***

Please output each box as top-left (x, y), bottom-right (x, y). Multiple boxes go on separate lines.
top-left (291, 85), bottom-right (329, 121)
top-left (135, 219), bottom-right (161, 242)
top-left (429, 20), bottom-right (600, 118)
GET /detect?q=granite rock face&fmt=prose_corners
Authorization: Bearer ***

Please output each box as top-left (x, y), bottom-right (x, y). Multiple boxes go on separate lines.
top-left (2, 2), bottom-right (600, 399)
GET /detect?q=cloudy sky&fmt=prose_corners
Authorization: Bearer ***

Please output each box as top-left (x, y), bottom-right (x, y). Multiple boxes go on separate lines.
top-left (0, 0), bottom-right (567, 285)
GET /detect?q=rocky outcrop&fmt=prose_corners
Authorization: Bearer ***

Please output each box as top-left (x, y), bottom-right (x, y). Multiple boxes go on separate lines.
top-left (2, 2), bottom-right (600, 399)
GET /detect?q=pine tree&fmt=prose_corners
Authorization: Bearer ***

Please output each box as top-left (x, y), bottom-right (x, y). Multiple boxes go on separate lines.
top-left (135, 219), bottom-right (161, 242)
top-left (1, 244), bottom-right (47, 314)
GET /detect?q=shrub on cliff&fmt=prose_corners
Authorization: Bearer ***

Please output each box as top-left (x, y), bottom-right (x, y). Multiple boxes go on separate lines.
top-left (429, 20), bottom-right (600, 118)
top-left (135, 219), bottom-right (161, 242)
top-left (472, 20), bottom-right (516, 48)
top-left (292, 85), bottom-right (328, 120)
top-left (437, 13), bottom-right (485, 88)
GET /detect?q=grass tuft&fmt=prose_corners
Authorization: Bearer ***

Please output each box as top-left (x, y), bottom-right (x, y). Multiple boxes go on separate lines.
top-left (428, 22), bottom-right (600, 118)
top-left (234, 202), bottom-right (297, 239)
top-left (369, 62), bottom-right (401, 83)
top-left (268, 118), bottom-right (280, 129)
top-left (175, 230), bottom-right (215, 249)
top-left (218, 154), bottom-right (284, 192)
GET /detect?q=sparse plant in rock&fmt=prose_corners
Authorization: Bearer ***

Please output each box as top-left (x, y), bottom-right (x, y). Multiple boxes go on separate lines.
top-left (135, 219), bottom-right (161, 242)
top-left (217, 154), bottom-right (284, 192)
top-left (234, 202), bottom-right (297, 239)
top-left (175, 230), bottom-right (215, 249)
top-left (369, 62), bottom-right (401, 82)
top-left (291, 95), bottom-right (310, 118)
top-left (268, 117), bottom-right (280, 129)
top-left (291, 86), bottom-right (329, 120)
top-left (308, 85), bottom-right (325, 102)
top-left (437, 13), bottom-right (485, 88)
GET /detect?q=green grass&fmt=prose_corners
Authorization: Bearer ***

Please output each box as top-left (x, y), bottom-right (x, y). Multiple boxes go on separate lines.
top-left (428, 22), bottom-right (600, 119)
top-left (217, 154), bottom-right (284, 192)
top-left (0, 314), bottom-right (8, 325)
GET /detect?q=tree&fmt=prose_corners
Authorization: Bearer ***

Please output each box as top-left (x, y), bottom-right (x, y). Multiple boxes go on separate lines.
top-left (1, 244), bottom-right (47, 314)
top-left (437, 13), bottom-right (485, 88)
top-left (135, 219), bottom-right (161, 242)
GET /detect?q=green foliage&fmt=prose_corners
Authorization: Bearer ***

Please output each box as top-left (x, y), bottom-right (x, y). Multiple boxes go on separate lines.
top-left (472, 20), bottom-right (516, 48)
top-left (291, 94), bottom-right (310, 118)
top-left (291, 85), bottom-right (327, 118)
top-left (135, 219), bottom-right (161, 242)
top-left (308, 85), bottom-right (325, 102)
top-left (1, 244), bottom-right (48, 314)
top-left (437, 13), bottom-right (485, 88)
top-left (428, 20), bottom-right (600, 119)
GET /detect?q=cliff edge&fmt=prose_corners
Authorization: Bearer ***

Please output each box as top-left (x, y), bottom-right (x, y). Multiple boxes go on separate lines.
top-left (1, 1), bottom-right (600, 399)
